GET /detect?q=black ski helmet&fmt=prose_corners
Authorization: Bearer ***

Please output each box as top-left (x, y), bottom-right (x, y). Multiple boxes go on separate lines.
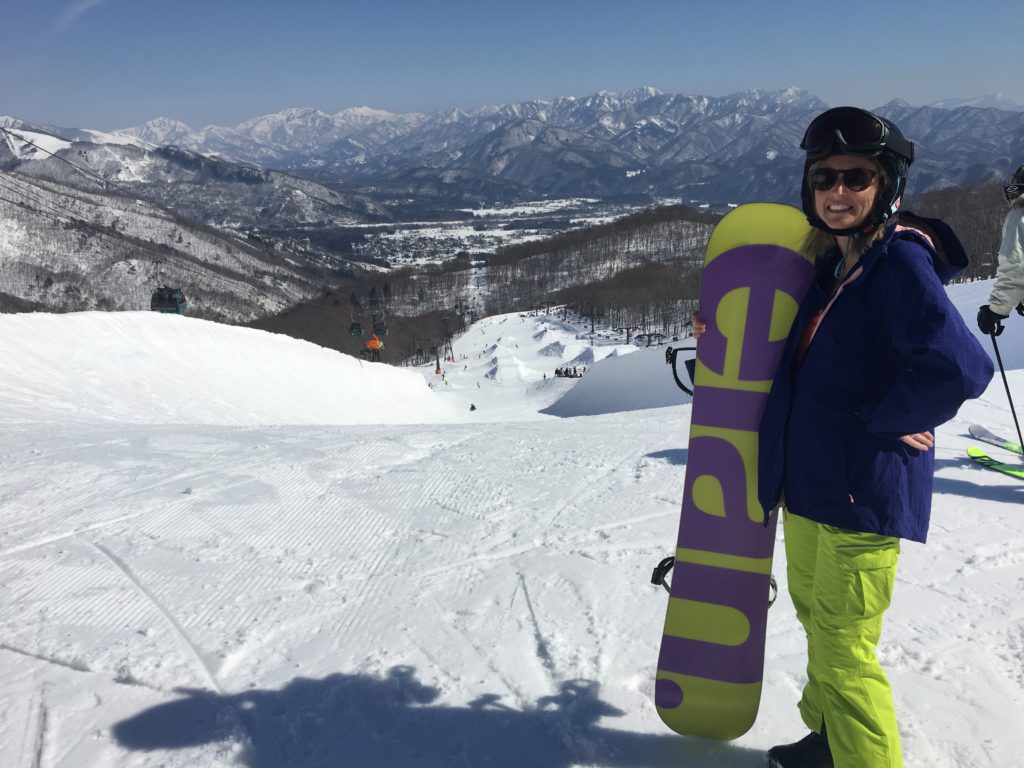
top-left (1004, 164), bottom-right (1024, 203)
top-left (799, 106), bottom-right (915, 237)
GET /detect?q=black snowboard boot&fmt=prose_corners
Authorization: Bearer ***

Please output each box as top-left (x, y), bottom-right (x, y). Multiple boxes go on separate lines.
top-left (764, 727), bottom-right (834, 768)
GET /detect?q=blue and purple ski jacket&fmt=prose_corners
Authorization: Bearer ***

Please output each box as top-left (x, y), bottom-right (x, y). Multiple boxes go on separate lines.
top-left (758, 213), bottom-right (993, 542)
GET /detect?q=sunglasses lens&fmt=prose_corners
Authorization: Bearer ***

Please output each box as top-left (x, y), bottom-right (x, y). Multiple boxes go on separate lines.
top-left (808, 168), bottom-right (877, 192)
top-left (842, 169), bottom-right (869, 191)
top-left (809, 169), bottom-right (837, 191)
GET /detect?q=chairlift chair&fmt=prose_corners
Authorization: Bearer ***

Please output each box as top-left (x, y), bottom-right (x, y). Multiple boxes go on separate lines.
top-left (150, 287), bottom-right (187, 314)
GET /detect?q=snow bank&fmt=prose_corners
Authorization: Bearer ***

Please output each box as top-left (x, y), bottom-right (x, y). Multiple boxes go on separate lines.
top-left (0, 312), bottom-right (453, 426)
top-left (542, 347), bottom-right (690, 417)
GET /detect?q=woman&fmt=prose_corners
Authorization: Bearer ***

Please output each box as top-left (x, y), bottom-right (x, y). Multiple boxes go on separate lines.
top-left (755, 107), bottom-right (993, 768)
top-left (977, 163), bottom-right (1024, 335)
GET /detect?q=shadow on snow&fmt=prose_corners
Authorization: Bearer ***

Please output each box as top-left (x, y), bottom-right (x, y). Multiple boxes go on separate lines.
top-left (644, 448), bottom-right (688, 467)
top-left (113, 666), bottom-right (765, 767)
top-left (934, 457), bottom-right (1024, 503)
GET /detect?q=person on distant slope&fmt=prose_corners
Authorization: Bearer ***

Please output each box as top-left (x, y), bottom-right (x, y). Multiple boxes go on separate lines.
top-left (977, 164), bottom-right (1024, 336)
top-left (755, 107), bottom-right (993, 768)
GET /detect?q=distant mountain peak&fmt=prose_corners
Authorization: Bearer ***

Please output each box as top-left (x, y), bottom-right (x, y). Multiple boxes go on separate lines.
top-left (135, 116), bottom-right (193, 131)
top-left (121, 116), bottom-right (195, 146)
top-left (928, 94), bottom-right (1024, 112)
top-left (334, 105), bottom-right (407, 121)
top-left (879, 98), bottom-right (915, 109)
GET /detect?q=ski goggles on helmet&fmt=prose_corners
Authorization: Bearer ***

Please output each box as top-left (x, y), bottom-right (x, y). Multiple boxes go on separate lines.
top-left (1005, 183), bottom-right (1023, 202)
top-left (801, 107), bottom-right (914, 162)
top-left (807, 166), bottom-right (879, 192)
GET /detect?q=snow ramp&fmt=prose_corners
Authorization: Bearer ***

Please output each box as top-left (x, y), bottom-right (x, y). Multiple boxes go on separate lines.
top-left (0, 312), bottom-right (454, 426)
top-left (541, 347), bottom-right (691, 417)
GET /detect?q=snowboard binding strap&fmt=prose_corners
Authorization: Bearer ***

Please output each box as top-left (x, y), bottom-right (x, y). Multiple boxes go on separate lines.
top-left (651, 556), bottom-right (778, 607)
top-left (665, 346), bottom-right (697, 395)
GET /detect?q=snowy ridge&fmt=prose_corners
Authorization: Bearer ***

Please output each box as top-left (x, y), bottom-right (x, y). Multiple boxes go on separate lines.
top-left (1, 126), bottom-right (72, 159)
top-left (0, 280), bottom-right (1022, 766)
top-left (0, 173), bottom-right (327, 321)
top-left (101, 87), bottom-right (1023, 204)
top-left (0, 312), bottom-right (454, 426)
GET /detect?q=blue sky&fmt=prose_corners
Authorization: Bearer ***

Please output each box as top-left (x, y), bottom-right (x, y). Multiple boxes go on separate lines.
top-left (2, 0), bottom-right (1020, 130)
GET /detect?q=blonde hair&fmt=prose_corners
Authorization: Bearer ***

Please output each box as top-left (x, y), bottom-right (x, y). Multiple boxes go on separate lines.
top-left (801, 222), bottom-right (888, 261)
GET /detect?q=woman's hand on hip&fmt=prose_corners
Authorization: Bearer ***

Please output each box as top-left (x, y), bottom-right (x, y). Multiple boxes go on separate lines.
top-left (900, 431), bottom-right (934, 451)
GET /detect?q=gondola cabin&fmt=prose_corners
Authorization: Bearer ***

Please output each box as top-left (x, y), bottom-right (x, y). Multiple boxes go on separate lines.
top-left (349, 321), bottom-right (364, 337)
top-left (151, 287), bottom-right (187, 314)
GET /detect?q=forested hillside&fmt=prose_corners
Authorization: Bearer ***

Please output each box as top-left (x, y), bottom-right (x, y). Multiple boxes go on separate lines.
top-left (911, 180), bottom-right (1005, 281)
top-left (0, 171), bottom-right (327, 320)
top-left (254, 205), bottom-right (717, 361)
top-left (255, 182), bottom-right (1010, 365)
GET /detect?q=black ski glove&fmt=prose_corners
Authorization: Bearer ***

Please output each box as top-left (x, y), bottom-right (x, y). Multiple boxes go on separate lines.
top-left (1016, 303), bottom-right (1024, 317)
top-left (977, 305), bottom-right (1007, 336)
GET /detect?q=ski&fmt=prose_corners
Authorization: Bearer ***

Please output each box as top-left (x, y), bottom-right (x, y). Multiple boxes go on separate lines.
top-left (968, 424), bottom-right (1023, 455)
top-left (967, 446), bottom-right (1024, 480)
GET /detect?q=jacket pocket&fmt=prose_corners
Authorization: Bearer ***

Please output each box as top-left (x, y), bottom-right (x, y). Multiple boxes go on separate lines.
top-left (846, 425), bottom-right (907, 508)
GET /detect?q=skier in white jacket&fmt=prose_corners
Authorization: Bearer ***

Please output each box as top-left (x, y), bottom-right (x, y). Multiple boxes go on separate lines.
top-left (978, 164), bottom-right (1024, 335)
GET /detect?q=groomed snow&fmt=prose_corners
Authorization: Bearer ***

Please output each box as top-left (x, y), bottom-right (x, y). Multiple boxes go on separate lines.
top-left (0, 281), bottom-right (1022, 767)
top-left (0, 313), bottom-right (455, 426)
top-left (4, 127), bottom-right (72, 158)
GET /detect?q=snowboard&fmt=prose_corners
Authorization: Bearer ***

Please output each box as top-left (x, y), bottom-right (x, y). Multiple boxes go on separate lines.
top-left (967, 446), bottom-right (1024, 480)
top-left (968, 424), bottom-right (1023, 455)
top-left (655, 203), bottom-right (815, 740)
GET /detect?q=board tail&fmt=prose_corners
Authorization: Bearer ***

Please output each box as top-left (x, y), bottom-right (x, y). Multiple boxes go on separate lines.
top-left (967, 446), bottom-right (1024, 479)
top-left (968, 424), bottom-right (1023, 455)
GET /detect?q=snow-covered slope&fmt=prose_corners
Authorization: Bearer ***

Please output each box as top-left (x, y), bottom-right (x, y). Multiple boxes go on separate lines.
top-left (0, 280), bottom-right (1021, 767)
top-left (0, 312), bottom-right (454, 426)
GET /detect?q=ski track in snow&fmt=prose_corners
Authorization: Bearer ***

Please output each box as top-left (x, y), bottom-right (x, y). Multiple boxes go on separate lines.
top-left (89, 541), bottom-right (225, 695)
top-left (0, 290), bottom-right (1022, 767)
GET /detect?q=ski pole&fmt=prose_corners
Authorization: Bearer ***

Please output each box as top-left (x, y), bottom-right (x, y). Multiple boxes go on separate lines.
top-left (989, 332), bottom-right (1024, 452)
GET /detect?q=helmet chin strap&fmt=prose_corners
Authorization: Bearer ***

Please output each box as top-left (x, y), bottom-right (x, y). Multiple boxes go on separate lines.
top-left (834, 237), bottom-right (856, 278)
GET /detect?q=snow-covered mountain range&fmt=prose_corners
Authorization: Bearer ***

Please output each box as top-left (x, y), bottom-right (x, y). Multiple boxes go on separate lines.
top-left (0, 168), bottom-right (328, 321)
top-left (1, 86), bottom-right (1021, 321)
top-left (0, 124), bottom-right (393, 320)
top-left (0, 123), bottom-right (387, 229)
top-left (6, 86), bottom-right (1023, 215)
top-left (116, 87), bottom-right (1024, 204)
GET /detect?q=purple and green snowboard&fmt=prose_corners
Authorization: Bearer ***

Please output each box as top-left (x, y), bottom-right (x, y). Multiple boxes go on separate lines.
top-left (655, 203), bottom-right (814, 739)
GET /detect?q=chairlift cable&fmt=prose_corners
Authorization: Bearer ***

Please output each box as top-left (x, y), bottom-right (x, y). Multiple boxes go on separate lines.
top-left (0, 127), bottom-right (285, 293)
top-left (0, 171), bottom-right (179, 266)
top-left (0, 183), bottom-right (267, 309)
top-left (0, 171), bottom-right (276, 292)
top-left (0, 125), bottom-right (162, 204)
top-left (0, 174), bottom-right (164, 262)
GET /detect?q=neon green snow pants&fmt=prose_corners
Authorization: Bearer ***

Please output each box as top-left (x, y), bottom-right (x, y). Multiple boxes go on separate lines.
top-left (784, 511), bottom-right (903, 768)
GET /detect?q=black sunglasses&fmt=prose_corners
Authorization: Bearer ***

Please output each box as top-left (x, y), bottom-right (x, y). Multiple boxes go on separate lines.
top-left (801, 107), bottom-right (914, 162)
top-left (807, 167), bottom-right (879, 192)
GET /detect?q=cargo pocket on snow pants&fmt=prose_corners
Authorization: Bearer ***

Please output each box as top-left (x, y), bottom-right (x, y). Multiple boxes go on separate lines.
top-left (785, 514), bottom-right (902, 768)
